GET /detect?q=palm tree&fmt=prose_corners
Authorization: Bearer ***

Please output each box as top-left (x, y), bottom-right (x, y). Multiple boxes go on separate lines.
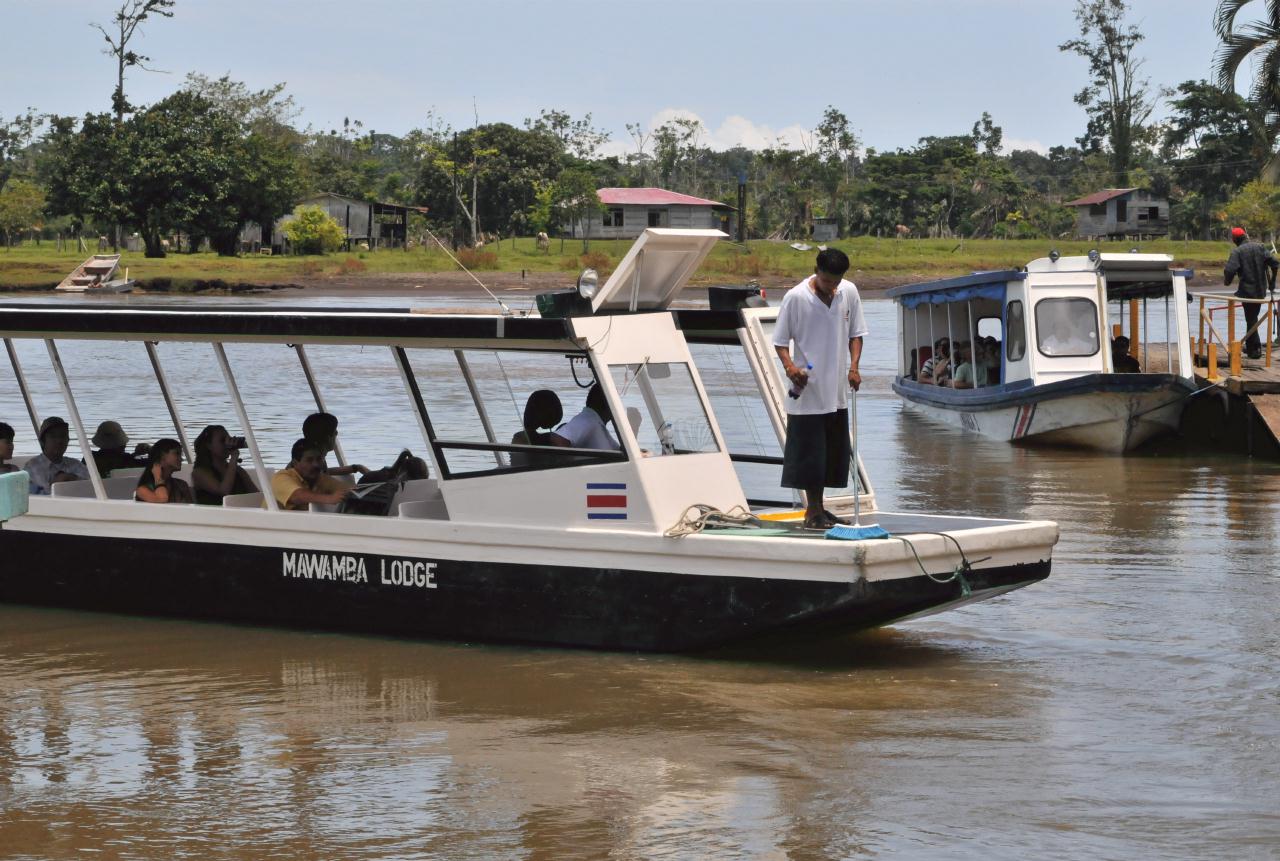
top-left (1214, 0), bottom-right (1280, 178)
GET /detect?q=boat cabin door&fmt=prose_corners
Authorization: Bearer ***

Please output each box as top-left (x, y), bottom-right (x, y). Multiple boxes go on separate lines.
top-left (737, 306), bottom-right (876, 511)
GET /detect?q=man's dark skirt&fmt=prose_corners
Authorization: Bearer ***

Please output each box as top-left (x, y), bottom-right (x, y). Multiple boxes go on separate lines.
top-left (782, 408), bottom-right (850, 489)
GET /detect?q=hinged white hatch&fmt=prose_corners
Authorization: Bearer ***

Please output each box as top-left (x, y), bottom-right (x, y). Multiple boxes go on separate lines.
top-left (591, 228), bottom-right (726, 313)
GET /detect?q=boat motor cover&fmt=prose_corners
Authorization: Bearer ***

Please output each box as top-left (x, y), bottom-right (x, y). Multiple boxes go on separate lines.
top-left (0, 470), bottom-right (30, 521)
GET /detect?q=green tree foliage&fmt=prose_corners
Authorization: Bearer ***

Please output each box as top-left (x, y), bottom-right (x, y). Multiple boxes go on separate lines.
top-left (524, 109), bottom-right (608, 161)
top-left (553, 168), bottom-right (603, 251)
top-left (43, 91), bottom-right (302, 257)
top-left (1161, 80), bottom-right (1268, 237)
top-left (0, 179), bottom-right (46, 248)
top-left (1223, 180), bottom-right (1280, 238)
top-left (415, 123), bottom-right (563, 244)
top-left (283, 204), bottom-right (345, 253)
top-left (1213, 0), bottom-right (1280, 180)
top-left (0, 111), bottom-right (41, 189)
top-left (1059, 0), bottom-right (1156, 185)
top-left (92, 0), bottom-right (176, 121)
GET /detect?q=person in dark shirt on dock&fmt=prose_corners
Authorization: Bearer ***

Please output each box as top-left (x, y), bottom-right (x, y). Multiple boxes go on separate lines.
top-left (1223, 226), bottom-right (1278, 360)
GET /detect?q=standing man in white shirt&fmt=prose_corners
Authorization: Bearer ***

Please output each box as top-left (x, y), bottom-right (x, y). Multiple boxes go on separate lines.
top-left (772, 248), bottom-right (869, 529)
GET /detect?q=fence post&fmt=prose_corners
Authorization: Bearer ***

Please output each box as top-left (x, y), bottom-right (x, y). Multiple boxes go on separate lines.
top-left (1228, 299), bottom-right (1236, 353)
top-left (1207, 343), bottom-right (1219, 381)
top-left (1230, 341), bottom-right (1242, 377)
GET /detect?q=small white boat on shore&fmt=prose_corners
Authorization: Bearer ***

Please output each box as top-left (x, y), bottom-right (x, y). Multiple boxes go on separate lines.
top-left (0, 229), bottom-right (1058, 651)
top-left (55, 253), bottom-right (134, 293)
top-left (888, 253), bottom-right (1197, 453)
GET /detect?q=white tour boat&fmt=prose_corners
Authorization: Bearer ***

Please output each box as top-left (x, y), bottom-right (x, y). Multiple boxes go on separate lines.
top-left (888, 252), bottom-right (1197, 453)
top-left (0, 229), bottom-right (1058, 651)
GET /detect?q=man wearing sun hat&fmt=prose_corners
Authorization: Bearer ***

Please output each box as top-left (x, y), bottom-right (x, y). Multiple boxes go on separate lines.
top-left (1224, 226), bottom-right (1278, 360)
top-left (89, 420), bottom-right (151, 475)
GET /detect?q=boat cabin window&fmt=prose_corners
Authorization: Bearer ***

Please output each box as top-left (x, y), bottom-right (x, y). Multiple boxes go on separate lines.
top-left (608, 362), bottom-right (719, 456)
top-left (1035, 298), bottom-right (1100, 357)
top-left (1006, 301), bottom-right (1026, 361)
top-left (406, 347), bottom-right (626, 479)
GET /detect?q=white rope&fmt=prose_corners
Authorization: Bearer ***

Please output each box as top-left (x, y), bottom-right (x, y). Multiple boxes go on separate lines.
top-left (421, 224), bottom-right (511, 315)
top-left (664, 503), bottom-right (763, 538)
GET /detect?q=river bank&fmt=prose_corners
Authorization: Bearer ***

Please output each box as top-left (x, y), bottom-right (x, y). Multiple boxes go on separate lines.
top-left (0, 237), bottom-right (1231, 294)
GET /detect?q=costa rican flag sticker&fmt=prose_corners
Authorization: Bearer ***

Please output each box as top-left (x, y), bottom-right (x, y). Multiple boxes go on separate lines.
top-left (586, 483), bottom-right (628, 520)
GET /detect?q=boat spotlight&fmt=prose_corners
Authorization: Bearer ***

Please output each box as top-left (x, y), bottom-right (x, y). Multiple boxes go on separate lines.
top-left (577, 268), bottom-right (599, 300)
top-left (1049, 249), bottom-right (1060, 262)
top-left (1088, 249), bottom-right (1100, 263)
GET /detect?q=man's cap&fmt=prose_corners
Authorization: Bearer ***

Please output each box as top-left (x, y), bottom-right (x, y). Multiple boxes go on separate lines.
top-left (1231, 226), bottom-right (1247, 239)
top-left (38, 416), bottom-right (69, 440)
top-left (91, 420), bottom-right (128, 449)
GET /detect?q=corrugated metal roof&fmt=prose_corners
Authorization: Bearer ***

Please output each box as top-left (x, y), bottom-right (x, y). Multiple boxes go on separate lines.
top-left (1064, 188), bottom-right (1139, 207)
top-left (597, 187), bottom-right (733, 208)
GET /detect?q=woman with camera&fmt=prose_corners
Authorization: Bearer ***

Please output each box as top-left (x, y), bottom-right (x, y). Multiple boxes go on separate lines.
top-left (191, 424), bottom-right (259, 506)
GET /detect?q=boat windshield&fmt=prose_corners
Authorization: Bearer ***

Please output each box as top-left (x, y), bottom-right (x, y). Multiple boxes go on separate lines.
top-left (1035, 297), bottom-right (1099, 357)
top-left (608, 362), bottom-right (719, 456)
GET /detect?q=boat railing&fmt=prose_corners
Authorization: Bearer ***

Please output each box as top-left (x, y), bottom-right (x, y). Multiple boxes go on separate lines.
top-left (1187, 291), bottom-right (1276, 379)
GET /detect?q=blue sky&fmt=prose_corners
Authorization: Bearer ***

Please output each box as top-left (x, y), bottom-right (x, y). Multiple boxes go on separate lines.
top-left (0, 0), bottom-right (1237, 156)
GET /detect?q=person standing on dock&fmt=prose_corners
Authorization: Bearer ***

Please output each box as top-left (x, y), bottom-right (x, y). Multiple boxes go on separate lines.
top-left (773, 248), bottom-right (868, 529)
top-left (1223, 226), bottom-right (1278, 360)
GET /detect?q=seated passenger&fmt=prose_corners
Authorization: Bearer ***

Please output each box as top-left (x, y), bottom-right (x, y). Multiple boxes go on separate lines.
top-left (26, 416), bottom-right (89, 495)
top-left (271, 438), bottom-right (354, 511)
top-left (302, 412), bottom-right (368, 479)
top-left (191, 424), bottom-right (259, 506)
top-left (981, 338), bottom-right (1001, 385)
top-left (907, 348), bottom-right (918, 381)
top-left (90, 420), bottom-right (151, 475)
top-left (550, 383), bottom-right (621, 451)
top-left (951, 342), bottom-right (989, 389)
top-left (510, 389), bottom-right (563, 467)
top-left (0, 422), bottom-right (16, 474)
top-left (1041, 317), bottom-right (1096, 355)
top-left (919, 338), bottom-right (951, 385)
top-left (135, 438), bottom-right (194, 504)
top-left (1112, 335), bottom-right (1141, 372)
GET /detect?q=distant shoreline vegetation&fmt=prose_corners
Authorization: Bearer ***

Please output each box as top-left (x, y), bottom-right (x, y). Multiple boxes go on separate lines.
top-left (0, 237), bottom-right (1229, 292)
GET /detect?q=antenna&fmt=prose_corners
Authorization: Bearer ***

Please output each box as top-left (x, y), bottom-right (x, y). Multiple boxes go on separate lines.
top-left (421, 224), bottom-right (511, 316)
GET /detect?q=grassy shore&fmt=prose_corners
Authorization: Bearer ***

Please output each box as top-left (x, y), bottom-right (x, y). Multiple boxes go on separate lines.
top-left (0, 236), bottom-right (1229, 291)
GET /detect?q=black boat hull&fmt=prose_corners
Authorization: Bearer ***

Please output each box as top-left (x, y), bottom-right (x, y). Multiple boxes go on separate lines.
top-left (0, 530), bottom-right (1050, 651)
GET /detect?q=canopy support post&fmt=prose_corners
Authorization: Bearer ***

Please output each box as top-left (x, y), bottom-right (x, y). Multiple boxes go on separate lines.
top-left (5, 338), bottom-right (40, 440)
top-left (292, 344), bottom-right (347, 468)
top-left (391, 347), bottom-right (444, 481)
top-left (145, 341), bottom-right (191, 463)
top-left (213, 343), bottom-right (277, 511)
top-left (45, 339), bottom-right (106, 501)
top-left (454, 349), bottom-right (504, 467)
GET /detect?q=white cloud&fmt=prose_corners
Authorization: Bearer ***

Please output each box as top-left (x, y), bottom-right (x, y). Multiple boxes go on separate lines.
top-left (599, 108), bottom-right (813, 158)
top-left (1001, 136), bottom-right (1050, 155)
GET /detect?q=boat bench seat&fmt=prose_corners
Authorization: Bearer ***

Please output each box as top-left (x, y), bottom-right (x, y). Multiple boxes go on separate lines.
top-left (50, 475), bottom-right (140, 500)
top-left (223, 491), bottom-right (264, 508)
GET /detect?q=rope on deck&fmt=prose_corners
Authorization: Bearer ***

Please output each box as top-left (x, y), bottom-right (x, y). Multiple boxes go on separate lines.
top-left (664, 504), bottom-right (767, 538)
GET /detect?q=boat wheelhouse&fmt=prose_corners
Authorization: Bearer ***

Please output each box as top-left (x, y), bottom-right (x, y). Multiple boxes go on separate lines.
top-left (0, 229), bottom-right (1058, 651)
top-left (888, 253), bottom-right (1197, 453)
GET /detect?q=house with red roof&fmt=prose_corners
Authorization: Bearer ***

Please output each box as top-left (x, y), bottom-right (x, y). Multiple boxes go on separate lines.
top-left (1063, 188), bottom-right (1169, 239)
top-left (571, 188), bottom-right (736, 239)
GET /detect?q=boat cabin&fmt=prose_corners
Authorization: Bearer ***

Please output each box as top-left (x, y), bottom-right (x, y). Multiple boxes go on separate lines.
top-left (889, 253), bottom-right (1195, 391)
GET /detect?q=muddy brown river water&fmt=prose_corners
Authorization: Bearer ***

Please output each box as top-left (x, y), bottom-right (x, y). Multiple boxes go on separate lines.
top-left (0, 294), bottom-right (1277, 859)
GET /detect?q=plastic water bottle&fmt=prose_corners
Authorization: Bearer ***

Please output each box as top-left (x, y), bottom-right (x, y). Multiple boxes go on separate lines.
top-left (788, 363), bottom-right (813, 399)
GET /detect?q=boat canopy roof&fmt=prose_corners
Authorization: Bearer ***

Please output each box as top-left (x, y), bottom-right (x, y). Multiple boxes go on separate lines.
top-left (885, 270), bottom-right (1025, 308)
top-left (0, 302), bottom-right (575, 349)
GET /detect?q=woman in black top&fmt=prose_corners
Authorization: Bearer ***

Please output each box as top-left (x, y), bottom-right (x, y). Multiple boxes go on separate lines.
top-left (190, 425), bottom-right (258, 505)
top-left (135, 438), bottom-right (193, 504)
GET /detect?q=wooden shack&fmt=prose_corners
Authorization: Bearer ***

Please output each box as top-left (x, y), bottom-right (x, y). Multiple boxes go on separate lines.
top-left (1065, 188), bottom-right (1169, 239)
top-left (241, 193), bottom-right (418, 253)
top-left (571, 188), bottom-right (735, 240)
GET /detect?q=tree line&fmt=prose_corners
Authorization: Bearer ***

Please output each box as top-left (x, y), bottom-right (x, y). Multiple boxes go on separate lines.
top-left (4, 0), bottom-right (1280, 255)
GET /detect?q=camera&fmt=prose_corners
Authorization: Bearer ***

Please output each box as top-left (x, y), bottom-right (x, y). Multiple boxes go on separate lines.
top-left (229, 436), bottom-right (248, 449)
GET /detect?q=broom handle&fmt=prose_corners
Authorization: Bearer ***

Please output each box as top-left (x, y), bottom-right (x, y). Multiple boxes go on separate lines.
top-left (851, 383), bottom-right (860, 527)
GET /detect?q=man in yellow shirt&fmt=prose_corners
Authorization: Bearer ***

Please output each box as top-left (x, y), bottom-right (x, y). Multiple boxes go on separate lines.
top-left (271, 439), bottom-right (354, 511)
